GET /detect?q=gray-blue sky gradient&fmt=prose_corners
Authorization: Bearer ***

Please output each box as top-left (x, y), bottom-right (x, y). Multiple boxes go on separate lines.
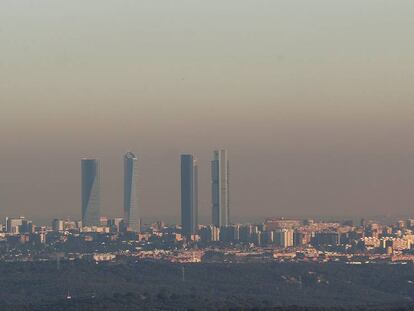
top-left (1, 0), bottom-right (414, 223)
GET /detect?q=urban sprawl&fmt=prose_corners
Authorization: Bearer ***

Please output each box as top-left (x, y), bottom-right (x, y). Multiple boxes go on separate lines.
top-left (1, 150), bottom-right (414, 265)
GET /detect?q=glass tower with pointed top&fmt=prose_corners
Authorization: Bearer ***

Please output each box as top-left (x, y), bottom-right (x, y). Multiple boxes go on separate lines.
top-left (124, 152), bottom-right (140, 232)
top-left (212, 149), bottom-right (230, 227)
top-left (81, 159), bottom-right (101, 226)
top-left (181, 154), bottom-right (198, 236)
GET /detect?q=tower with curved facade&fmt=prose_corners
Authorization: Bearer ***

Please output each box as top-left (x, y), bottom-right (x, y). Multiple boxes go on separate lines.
top-left (81, 159), bottom-right (101, 226)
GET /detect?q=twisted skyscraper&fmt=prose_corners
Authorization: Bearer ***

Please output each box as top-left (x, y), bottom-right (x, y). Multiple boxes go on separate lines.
top-left (81, 159), bottom-right (101, 226)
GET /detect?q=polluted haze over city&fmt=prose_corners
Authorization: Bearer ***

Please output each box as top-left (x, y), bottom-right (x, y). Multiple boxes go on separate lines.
top-left (1, 0), bottom-right (414, 223)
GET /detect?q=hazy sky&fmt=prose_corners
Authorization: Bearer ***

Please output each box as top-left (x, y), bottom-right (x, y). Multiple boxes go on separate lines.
top-left (1, 0), bottom-right (414, 224)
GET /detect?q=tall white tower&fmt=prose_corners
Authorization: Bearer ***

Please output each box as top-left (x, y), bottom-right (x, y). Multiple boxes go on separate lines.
top-left (211, 149), bottom-right (229, 227)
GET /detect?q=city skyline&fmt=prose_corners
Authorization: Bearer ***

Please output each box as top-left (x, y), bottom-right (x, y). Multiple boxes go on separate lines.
top-left (1, 1), bottom-right (413, 310)
top-left (1, 148), bottom-right (414, 225)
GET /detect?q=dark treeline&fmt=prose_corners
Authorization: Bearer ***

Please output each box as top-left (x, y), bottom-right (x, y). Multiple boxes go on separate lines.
top-left (0, 261), bottom-right (413, 310)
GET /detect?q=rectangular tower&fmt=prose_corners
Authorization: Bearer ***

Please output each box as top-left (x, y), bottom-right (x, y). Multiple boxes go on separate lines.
top-left (124, 152), bottom-right (140, 232)
top-left (81, 159), bottom-right (101, 226)
top-left (212, 149), bottom-right (229, 227)
top-left (181, 154), bottom-right (198, 236)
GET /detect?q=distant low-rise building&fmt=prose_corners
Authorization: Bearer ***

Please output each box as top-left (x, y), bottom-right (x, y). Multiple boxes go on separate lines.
top-left (312, 231), bottom-right (340, 247)
top-left (6, 217), bottom-right (34, 234)
top-left (275, 229), bottom-right (294, 248)
top-left (265, 218), bottom-right (302, 231)
top-left (200, 225), bottom-right (220, 242)
top-left (52, 219), bottom-right (65, 232)
top-left (93, 253), bottom-right (116, 262)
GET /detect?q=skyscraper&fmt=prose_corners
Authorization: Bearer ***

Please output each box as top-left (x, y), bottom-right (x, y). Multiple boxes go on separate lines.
top-left (81, 159), bottom-right (100, 226)
top-left (181, 154), bottom-right (198, 236)
top-left (124, 152), bottom-right (140, 232)
top-left (212, 149), bottom-right (229, 227)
